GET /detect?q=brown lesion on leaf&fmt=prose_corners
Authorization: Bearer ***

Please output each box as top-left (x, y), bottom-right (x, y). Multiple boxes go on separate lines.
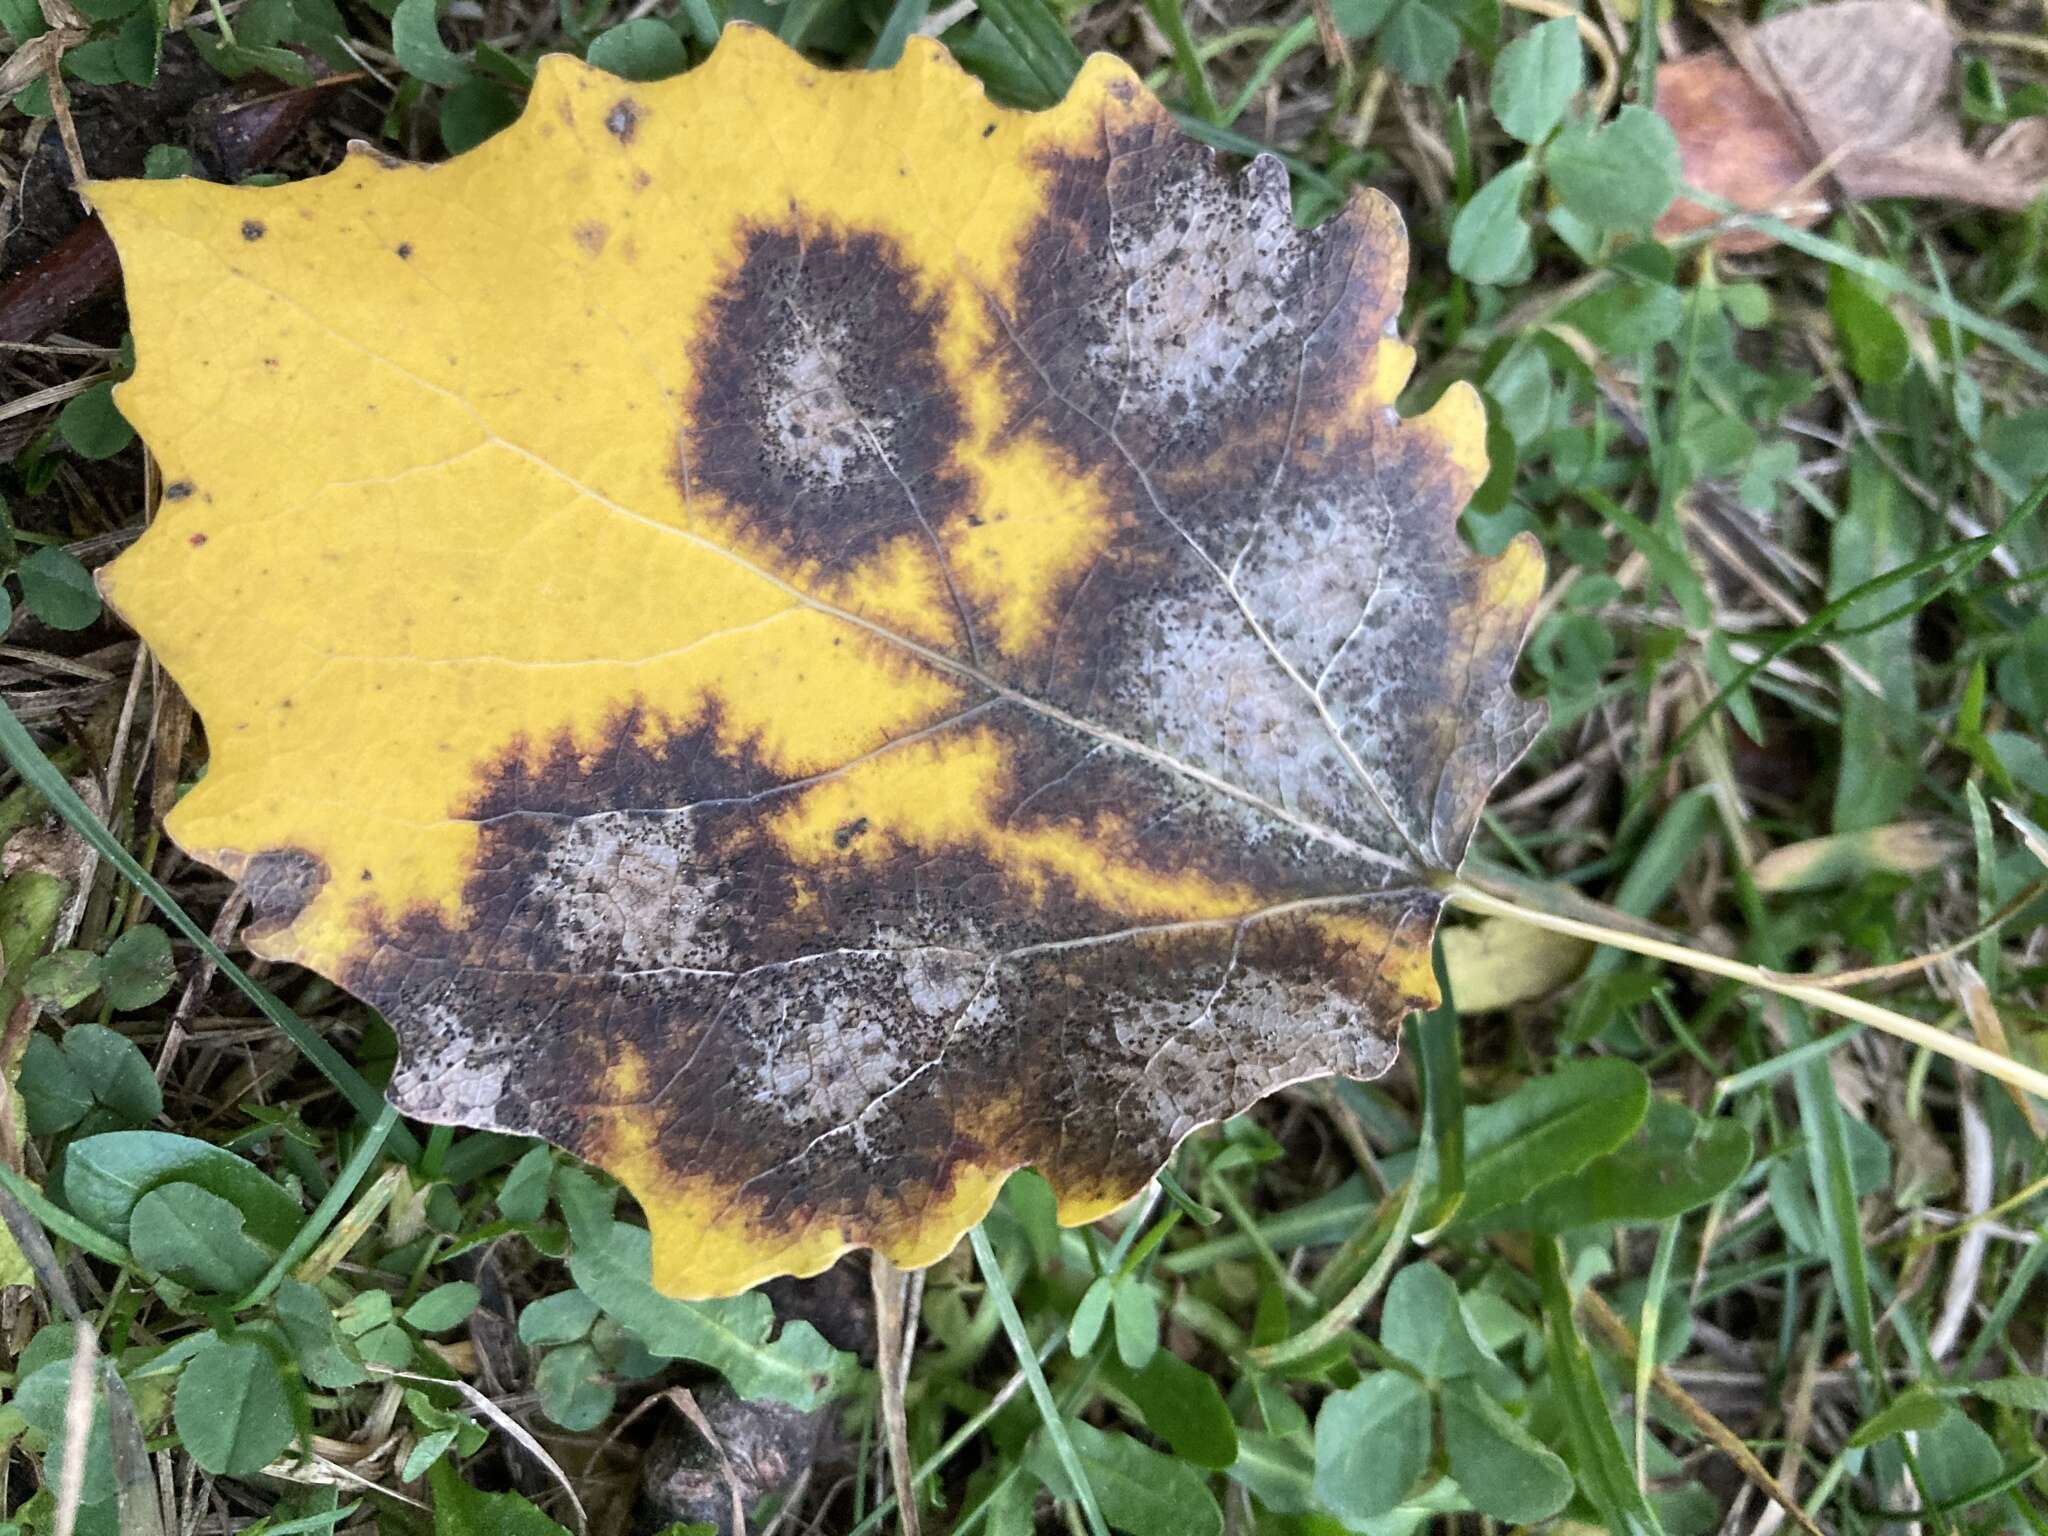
top-left (573, 221), bottom-right (610, 256)
top-left (240, 848), bottom-right (331, 945)
top-left (605, 99), bottom-right (640, 142)
top-left (675, 218), bottom-right (988, 658)
top-left (163, 481), bottom-right (194, 501)
top-left (345, 683), bottom-right (1427, 1271)
top-left (241, 219), bottom-right (266, 241)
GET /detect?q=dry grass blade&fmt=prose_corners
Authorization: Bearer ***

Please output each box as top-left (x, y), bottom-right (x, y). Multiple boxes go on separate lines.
top-left (871, 1252), bottom-right (923, 1536)
top-left (53, 1321), bottom-right (95, 1536)
top-left (1449, 879), bottom-right (2048, 1106)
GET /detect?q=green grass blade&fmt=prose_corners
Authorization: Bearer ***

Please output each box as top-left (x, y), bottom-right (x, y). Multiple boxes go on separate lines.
top-left (1170, 111), bottom-right (1345, 204)
top-left (974, 0), bottom-right (1083, 102)
top-left (969, 1224), bottom-right (1110, 1536)
top-left (0, 1162), bottom-right (132, 1269)
top-left (1535, 1236), bottom-right (1667, 1536)
top-left (865, 0), bottom-right (929, 67)
top-left (1142, 0), bottom-right (1220, 120)
top-left (1664, 473), bottom-right (2047, 768)
top-left (1412, 975), bottom-right (1464, 1235)
top-left (1634, 1217), bottom-right (1682, 1483)
top-left (1682, 190), bottom-right (2048, 376)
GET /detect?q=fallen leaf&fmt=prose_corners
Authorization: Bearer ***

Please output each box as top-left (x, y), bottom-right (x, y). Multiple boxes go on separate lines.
top-left (1655, 0), bottom-right (2048, 249)
top-left (1439, 915), bottom-right (1590, 1013)
top-left (1751, 822), bottom-right (1952, 894)
top-left (92, 26), bottom-right (1542, 1297)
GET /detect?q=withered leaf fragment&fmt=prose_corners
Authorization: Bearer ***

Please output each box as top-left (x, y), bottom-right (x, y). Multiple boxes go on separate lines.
top-left (1657, 0), bottom-right (2048, 249)
top-left (93, 27), bottom-right (1542, 1298)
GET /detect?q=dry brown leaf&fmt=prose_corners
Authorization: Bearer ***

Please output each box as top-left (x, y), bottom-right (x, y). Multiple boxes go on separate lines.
top-left (1655, 0), bottom-right (2048, 249)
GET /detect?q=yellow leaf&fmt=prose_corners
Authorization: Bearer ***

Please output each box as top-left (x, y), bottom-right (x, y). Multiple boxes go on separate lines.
top-left (93, 26), bottom-right (1543, 1298)
top-left (1439, 916), bottom-right (1590, 1014)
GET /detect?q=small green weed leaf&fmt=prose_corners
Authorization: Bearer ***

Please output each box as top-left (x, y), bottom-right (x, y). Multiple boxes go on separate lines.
top-left (1377, 0), bottom-right (1459, 84)
top-left (999, 1168), bottom-right (1061, 1267)
top-left (405, 1280), bottom-right (482, 1333)
top-left (275, 1279), bottom-right (371, 1388)
top-left (1439, 1056), bottom-right (1650, 1225)
top-left (21, 1021), bottom-right (161, 1135)
top-left (585, 18), bottom-right (688, 80)
top-left (1441, 1380), bottom-right (1571, 1523)
top-left (1069, 1274), bottom-right (1114, 1356)
top-left (1379, 1263), bottom-right (1488, 1381)
top-left (17, 1036), bottom-right (94, 1133)
top-left (497, 1145), bottom-right (554, 1222)
top-left (1028, 1418), bottom-right (1223, 1536)
top-left (534, 1341), bottom-right (616, 1430)
top-left (358, 1321), bottom-right (415, 1369)
top-left (567, 1209), bottom-right (855, 1408)
top-left (17, 547), bottom-right (101, 632)
top-left (63, 1130), bottom-right (303, 1247)
top-left (1846, 1385), bottom-right (1947, 1449)
top-left (1917, 1405), bottom-right (2005, 1509)
top-left (15, 1329), bottom-right (114, 1504)
top-left (519, 1290), bottom-right (600, 1347)
top-left (131, 1183), bottom-right (272, 1294)
top-left (144, 143), bottom-right (194, 178)
top-left (1110, 1276), bottom-right (1158, 1370)
top-left (439, 78), bottom-right (520, 153)
top-left (428, 1458), bottom-right (575, 1534)
top-left (1991, 731), bottom-right (2048, 796)
top-left (405, 1426), bottom-right (461, 1481)
top-left (176, 1333), bottom-right (296, 1476)
top-left (1226, 1430), bottom-right (1315, 1514)
top-left (1558, 277), bottom-right (1684, 352)
top-left (1312, 1371), bottom-right (1432, 1523)
top-left (1448, 161), bottom-right (1533, 285)
top-left (1485, 345), bottom-right (1552, 447)
top-left (1330, 0), bottom-right (1395, 37)
top-left (58, 1022), bottom-right (161, 1125)
top-left (1491, 17), bottom-right (1580, 144)
top-left (102, 924), bottom-right (175, 1009)
top-left (1475, 1099), bottom-right (1753, 1232)
top-left (1102, 1350), bottom-right (1237, 1469)
top-left (1545, 106), bottom-right (1681, 230)
top-left (1966, 1376), bottom-right (2048, 1412)
top-left (391, 0), bottom-right (469, 87)
top-left (1828, 268), bottom-right (1911, 386)
top-left (24, 948), bottom-right (101, 1007)
top-left (56, 381), bottom-right (134, 461)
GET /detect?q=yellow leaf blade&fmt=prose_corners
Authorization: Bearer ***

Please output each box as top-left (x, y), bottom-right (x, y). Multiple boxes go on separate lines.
top-left (96, 26), bottom-right (1541, 1297)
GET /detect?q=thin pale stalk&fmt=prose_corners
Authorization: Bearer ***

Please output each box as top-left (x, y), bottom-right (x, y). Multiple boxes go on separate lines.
top-left (1446, 880), bottom-right (2048, 1106)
